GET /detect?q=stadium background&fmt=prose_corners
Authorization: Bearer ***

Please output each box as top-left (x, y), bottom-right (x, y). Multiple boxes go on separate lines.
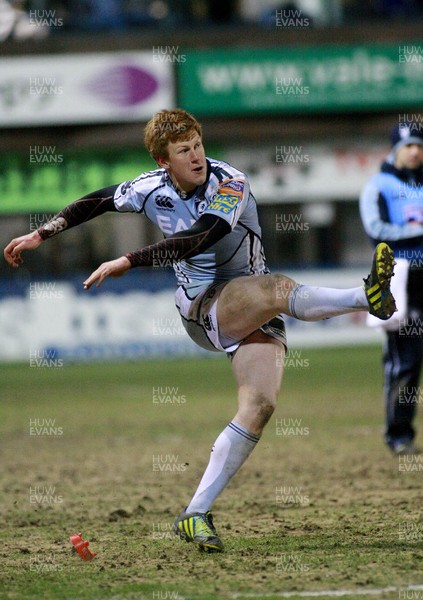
top-left (1, 0), bottom-right (423, 360)
top-left (1, 2), bottom-right (423, 599)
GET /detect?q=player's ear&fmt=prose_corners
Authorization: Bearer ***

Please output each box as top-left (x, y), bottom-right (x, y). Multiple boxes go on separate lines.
top-left (157, 156), bottom-right (170, 170)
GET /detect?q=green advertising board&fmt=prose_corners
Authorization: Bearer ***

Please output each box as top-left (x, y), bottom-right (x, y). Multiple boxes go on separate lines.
top-left (178, 44), bottom-right (423, 116)
top-left (0, 145), bottom-right (221, 214)
top-left (0, 148), bottom-right (154, 214)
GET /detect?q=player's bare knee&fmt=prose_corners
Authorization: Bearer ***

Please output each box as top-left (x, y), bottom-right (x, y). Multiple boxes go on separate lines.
top-left (250, 390), bottom-right (277, 426)
top-left (257, 274), bottom-right (296, 312)
top-left (257, 401), bottom-right (276, 427)
top-left (272, 274), bottom-right (297, 303)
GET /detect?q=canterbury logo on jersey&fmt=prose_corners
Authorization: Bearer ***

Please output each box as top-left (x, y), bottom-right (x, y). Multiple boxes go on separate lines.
top-left (203, 315), bottom-right (215, 331)
top-left (155, 195), bottom-right (175, 210)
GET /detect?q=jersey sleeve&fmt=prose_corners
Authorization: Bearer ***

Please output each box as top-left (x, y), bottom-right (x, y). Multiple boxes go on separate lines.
top-left (205, 177), bottom-right (250, 230)
top-left (113, 179), bottom-right (146, 213)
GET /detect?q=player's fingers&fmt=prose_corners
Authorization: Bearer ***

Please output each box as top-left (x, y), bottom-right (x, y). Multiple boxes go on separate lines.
top-left (83, 265), bottom-right (109, 290)
top-left (3, 250), bottom-right (14, 266)
top-left (10, 242), bottom-right (23, 256)
top-left (4, 249), bottom-right (21, 267)
top-left (4, 256), bottom-right (19, 267)
top-left (3, 241), bottom-right (18, 265)
top-left (95, 270), bottom-right (107, 287)
top-left (4, 239), bottom-right (17, 254)
top-left (83, 270), bottom-right (99, 290)
top-left (7, 242), bottom-right (28, 267)
top-left (83, 277), bottom-right (96, 290)
top-left (8, 241), bottom-right (26, 258)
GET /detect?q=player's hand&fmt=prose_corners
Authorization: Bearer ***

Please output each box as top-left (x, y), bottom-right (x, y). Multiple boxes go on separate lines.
top-left (83, 256), bottom-right (131, 290)
top-left (3, 231), bottom-right (43, 267)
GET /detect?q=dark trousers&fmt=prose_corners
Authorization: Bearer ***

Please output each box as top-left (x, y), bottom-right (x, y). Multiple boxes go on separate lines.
top-left (383, 268), bottom-right (423, 448)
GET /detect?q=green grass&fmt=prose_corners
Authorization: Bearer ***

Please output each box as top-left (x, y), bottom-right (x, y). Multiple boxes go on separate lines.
top-left (1, 346), bottom-right (422, 600)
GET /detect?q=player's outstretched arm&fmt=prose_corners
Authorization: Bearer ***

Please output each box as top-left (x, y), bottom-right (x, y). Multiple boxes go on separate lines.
top-left (3, 185), bottom-right (119, 268)
top-left (4, 231), bottom-right (43, 268)
top-left (83, 214), bottom-right (230, 290)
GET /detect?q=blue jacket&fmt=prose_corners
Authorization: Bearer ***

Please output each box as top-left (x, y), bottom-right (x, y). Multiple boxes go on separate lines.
top-left (360, 158), bottom-right (423, 261)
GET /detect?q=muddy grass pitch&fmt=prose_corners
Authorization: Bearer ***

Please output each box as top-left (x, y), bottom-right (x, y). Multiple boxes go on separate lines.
top-left (1, 346), bottom-right (422, 600)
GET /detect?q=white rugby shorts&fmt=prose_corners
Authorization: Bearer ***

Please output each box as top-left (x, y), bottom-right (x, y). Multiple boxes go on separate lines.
top-left (175, 282), bottom-right (287, 354)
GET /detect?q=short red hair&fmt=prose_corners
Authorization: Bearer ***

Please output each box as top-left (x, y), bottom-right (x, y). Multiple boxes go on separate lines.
top-left (144, 109), bottom-right (202, 161)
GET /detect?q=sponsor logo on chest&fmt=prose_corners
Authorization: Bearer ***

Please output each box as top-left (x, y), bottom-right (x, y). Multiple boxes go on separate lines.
top-left (157, 215), bottom-right (197, 235)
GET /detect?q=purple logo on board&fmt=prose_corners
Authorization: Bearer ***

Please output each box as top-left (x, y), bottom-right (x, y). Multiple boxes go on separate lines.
top-left (86, 65), bottom-right (158, 107)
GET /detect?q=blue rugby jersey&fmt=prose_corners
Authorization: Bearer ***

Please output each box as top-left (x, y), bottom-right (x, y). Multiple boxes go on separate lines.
top-left (359, 158), bottom-right (423, 260)
top-left (113, 158), bottom-right (269, 296)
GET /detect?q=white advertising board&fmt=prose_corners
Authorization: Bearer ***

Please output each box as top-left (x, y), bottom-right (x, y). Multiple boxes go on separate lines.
top-left (0, 270), bottom-right (383, 363)
top-left (0, 52), bottom-right (173, 126)
top-left (224, 144), bottom-right (389, 202)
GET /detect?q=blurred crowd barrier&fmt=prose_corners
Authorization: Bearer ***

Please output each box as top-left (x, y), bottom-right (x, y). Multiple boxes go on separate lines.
top-left (0, 270), bottom-right (382, 363)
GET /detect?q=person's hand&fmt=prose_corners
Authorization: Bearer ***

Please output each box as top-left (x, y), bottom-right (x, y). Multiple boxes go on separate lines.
top-left (4, 231), bottom-right (43, 267)
top-left (83, 256), bottom-right (131, 290)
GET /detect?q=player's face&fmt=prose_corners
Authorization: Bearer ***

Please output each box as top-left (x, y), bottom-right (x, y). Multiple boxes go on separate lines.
top-left (395, 143), bottom-right (423, 170)
top-left (158, 133), bottom-right (207, 193)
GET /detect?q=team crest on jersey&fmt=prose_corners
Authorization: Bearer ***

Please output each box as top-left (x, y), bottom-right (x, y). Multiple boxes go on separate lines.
top-left (195, 198), bottom-right (208, 215)
top-left (156, 195), bottom-right (175, 210)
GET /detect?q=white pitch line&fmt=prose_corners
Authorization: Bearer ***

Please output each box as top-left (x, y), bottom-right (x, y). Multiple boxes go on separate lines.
top-left (228, 584), bottom-right (423, 598)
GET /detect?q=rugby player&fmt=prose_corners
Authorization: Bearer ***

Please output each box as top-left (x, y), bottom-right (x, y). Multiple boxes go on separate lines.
top-left (4, 109), bottom-right (396, 553)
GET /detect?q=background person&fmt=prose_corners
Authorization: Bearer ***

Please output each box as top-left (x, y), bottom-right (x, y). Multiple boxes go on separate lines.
top-left (360, 121), bottom-right (423, 455)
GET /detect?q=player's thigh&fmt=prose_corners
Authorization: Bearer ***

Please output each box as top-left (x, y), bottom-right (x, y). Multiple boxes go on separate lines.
top-left (216, 274), bottom-right (296, 340)
top-left (231, 330), bottom-right (285, 405)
